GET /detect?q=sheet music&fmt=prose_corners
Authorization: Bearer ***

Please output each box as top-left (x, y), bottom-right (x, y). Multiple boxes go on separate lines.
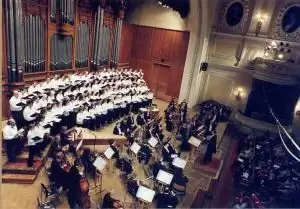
top-left (136, 186), bottom-right (156, 203)
top-left (172, 157), bottom-right (187, 169)
top-left (130, 142), bottom-right (141, 154)
top-left (104, 147), bottom-right (115, 159)
top-left (76, 139), bottom-right (83, 152)
top-left (171, 154), bottom-right (178, 159)
top-left (188, 136), bottom-right (201, 147)
top-left (93, 157), bottom-right (107, 172)
top-left (148, 137), bottom-right (158, 147)
top-left (156, 170), bottom-right (174, 185)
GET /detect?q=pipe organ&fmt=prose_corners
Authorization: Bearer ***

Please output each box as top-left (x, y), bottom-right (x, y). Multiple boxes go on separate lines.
top-left (4, 0), bottom-right (24, 82)
top-left (24, 15), bottom-right (45, 73)
top-left (50, 34), bottom-right (73, 71)
top-left (50, 0), bottom-right (75, 25)
top-left (2, 0), bottom-right (126, 118)
top-left (76, 22), bottom-right (90, 68)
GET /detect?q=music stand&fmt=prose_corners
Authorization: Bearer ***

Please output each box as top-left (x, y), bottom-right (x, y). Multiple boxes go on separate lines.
top-left (104, 147), bottom-right (115, 173)
top-left (92, 156), bottom-right (107, 196)
top-left (156, 170), bottom-right (173, 185)
top-left (136, 186), bottom-right (156, 209)
top-left (172, 157), bottom-right (187, 169)
top-left (188, 136), bottom-right (202, 160)
top-left (148, 137), bottom-right (158, 148)
top-left (130, 142), bottom-right (141, 166)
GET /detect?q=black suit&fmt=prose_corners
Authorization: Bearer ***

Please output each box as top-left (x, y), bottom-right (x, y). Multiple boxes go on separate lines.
top-left (137, 115), bottom-right (146, 126)
top-left (203, 134), bottom-right (217, 163)
top-left (50, 160), bottom-right (69, 189)
top-left (113, 126), bottom-right (123, 136)
top-left (138, 145), bottom-right (152, 164)
top-left (67, 166), bottom-right (83, 208)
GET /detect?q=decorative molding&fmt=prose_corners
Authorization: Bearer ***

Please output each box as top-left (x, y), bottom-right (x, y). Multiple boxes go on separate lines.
top-left (272, 3), bottom-right (300, 42)
top-left (235, 111), bottom-right (292, 133)
top-left (217, 0), bottom-right (254, 35)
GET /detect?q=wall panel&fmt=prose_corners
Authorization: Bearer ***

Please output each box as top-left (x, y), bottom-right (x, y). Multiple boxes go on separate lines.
top-left (129, 25), bottom-right (189, 100)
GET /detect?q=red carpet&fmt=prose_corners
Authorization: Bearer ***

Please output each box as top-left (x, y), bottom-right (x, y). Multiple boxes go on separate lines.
top-left (193, 154), bottom-right (223, 178)
top-left (216, 139), bottom-right (239, 207)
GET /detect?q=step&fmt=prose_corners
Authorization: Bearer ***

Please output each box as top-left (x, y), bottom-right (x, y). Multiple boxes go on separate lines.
top-left (2, 160), bottom-right (43, 175)
top-left (2, 173), bottom-right (37, 184)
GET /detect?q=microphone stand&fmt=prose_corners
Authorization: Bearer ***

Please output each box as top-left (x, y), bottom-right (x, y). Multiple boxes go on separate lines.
top-left (93, 133), bottom-right (97, 153)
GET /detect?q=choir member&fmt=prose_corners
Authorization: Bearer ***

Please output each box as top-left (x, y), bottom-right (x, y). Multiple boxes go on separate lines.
top-left (23, 100), bottom-right (39, 126)
top-left (27, 124), bottom-right (42, 168)
top-left (3, 118), bottom-right (24, 162)
top-left (9, 91), bottom-right (24, 129)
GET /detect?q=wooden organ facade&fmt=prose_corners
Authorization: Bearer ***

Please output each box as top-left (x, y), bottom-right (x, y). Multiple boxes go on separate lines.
top-left (2, 0), bottom-right (190, 119)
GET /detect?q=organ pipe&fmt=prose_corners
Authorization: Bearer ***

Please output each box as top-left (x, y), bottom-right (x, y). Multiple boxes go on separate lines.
top-left (111, 17), bottom-right (123, 67)
top-left (24, 15), bottom-right (45, 73)
top-left (76, 23), bottom-right (90, 68)
top-left (4, 0), bottom-right (24, 82)
top-left (50, 0), bottom-right (74, 24)
top-left (50, 34), bottom-right (73, 71)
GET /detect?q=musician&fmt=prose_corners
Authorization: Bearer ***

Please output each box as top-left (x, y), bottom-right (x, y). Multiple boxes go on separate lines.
top-left (3, 118), bottom-right (24, 162)
top-left (67, 159), bottom-right (87, 209)
top-left (165, 108), bottom-right (173, 132)
top-left (127, 113), bottom-right (136, 131)
top-left (179, 122), bottom-right (191, 151)
top-left (9, 91), bottom-right (24, 129)
top-left (162, 140), bottom-right (179, 162)
top-left (171, 168), bottom-right (189, 190)
top-left (152, 160), bottom-right (167, 178)
top-left (102, 192), bottom-right (124, 209)
top-left (108, 139), bottom-right (120, 159)
top-left (136, 113), bottom-right (146, 126)
top-left (50, 150), bottom-right (69, 190)
top-left (155, 187), bottom-right (178, 208)
top-left (113, 122), bottom-right (124, 136)
top-left (203, 131), bottom-right (217, 164)
top-left (116, 157), bottom-right (133, 175)
top-left (127, 177), bottom-right (139, 196)
top-left (138, 144), bottom-right (152, 165)
top-left (60, 127), bottom-right (77, 157)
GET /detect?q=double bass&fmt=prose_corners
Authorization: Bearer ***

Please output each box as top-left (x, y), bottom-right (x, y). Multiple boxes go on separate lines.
top-left (79, 177), bottom-right (91, 209)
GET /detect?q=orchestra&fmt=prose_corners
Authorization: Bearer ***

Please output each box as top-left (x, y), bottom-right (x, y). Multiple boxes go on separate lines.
top-left (4, 66), bottom-right (231, 209)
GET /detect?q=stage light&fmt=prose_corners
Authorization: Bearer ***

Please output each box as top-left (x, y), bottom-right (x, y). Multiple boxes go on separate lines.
top-left (264, 52), bottom-right (269, 57)
top-left (278, 54), bottom-right (284, 59)
top-left (158, 1), bottom-right (162, 5)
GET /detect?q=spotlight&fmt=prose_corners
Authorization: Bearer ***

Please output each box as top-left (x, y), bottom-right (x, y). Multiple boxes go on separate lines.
top-left (264, 52), bottom-right (269, 57)
top-left (278, 54), bottom-right (284, 59)
top-left (158, 1), bottom-right (162, 5)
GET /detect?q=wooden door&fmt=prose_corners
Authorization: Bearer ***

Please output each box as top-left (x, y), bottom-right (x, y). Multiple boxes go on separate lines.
top-left (153, 63), bottom-right (171, 101)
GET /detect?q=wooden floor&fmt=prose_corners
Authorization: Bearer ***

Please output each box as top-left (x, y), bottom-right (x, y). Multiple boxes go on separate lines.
top-left (1, 99), bottom-right (229, 209)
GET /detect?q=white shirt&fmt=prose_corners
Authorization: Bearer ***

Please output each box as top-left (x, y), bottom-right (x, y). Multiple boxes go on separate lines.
top-left (3, 125), bottom-right (18, 140)
top-left (23, 106), bottom-right (37, 121)
top-left (9, 96), bottom-right (23, 111)
top-left (27, 128), bottom-right (39, 146)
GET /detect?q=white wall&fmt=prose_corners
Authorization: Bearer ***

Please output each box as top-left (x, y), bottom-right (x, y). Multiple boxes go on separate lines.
top-left (125, 0), bottom-right (188, 31)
